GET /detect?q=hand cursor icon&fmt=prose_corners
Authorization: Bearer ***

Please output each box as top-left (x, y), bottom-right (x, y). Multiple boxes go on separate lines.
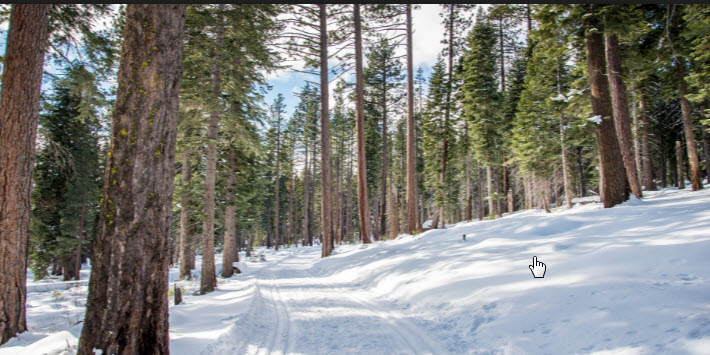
top-left (529, 256), bottom-right (546, 278)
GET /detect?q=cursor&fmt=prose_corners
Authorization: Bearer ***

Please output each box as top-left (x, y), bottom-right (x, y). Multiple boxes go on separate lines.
top-left (529, 256), bottom-right (546, 278)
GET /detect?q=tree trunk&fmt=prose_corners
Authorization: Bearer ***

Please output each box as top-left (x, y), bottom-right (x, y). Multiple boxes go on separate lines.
top-left (605, 34), bottom-right (643, 198)
top-left (77, 5), bottom-right (185, 353)
top-left (556, 59), bottom-right (573, 209)
top-left (319, 4), bottom-right (333, 257)
top-left (0, 4), bottom-right (50, 345)
top-left (464, 123), bottom-right (473, 221)
top-left (222, 149), bottom-right (237, 278)
top-left (389, 183), bottom-right (399, 239)
top-left (200, 4), bottom-right (224, 295)
top-left (75, 164), bottom-right (89, 281)
top-left (303, 132), bottom-right (310, 247)
top-left (584, 29), bottom-right (629, 208)
top-left (405, 7), bottom-right (417, 234)
top-left (486, 166), bottom-right (494, 217)
top-left (640, 95), bottom-right (654, 190)
top-left (354, 4), bottom-right (372, 244)
top-left (675, 59), bottom-right (703, 191)
top-left (379, 72), bottom-right (389, 240)
top-left (179, 129), bottom-right (194, 280)
top-left (274, 120), bottom-right (281, 252)
top-left (676, 141), bottom-right (685, 189)
top-left (477, 164), bottom-right (485, 219)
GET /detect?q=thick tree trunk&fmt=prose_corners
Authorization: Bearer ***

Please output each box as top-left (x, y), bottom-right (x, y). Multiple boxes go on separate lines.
top-left (320, 4), bottom-right (333, 257)
top-left (77, 5), bottom-right (185, 354)
top-left (675, 59), bottom-right (703, 191)
top-left (222, 149), bottom-right (237, 278)
top-left (585, 30), bottom-right (629, 208)
top-left (0, 4), bottom-right (50, 345)
top-left (676, 141), bottom-right (685, 189)
top-left (605, 34), bottom-right (643, 199)
top-left (354, 4), bottom-right (372, 244)
top-left (200, 4), bottom-right (224, 294)
top-left (405, 6), bottom-right (417, 234)
top-left (640, 95), bottom-right (655, 190)
top-left (179, 131), bottom-right (194, 280)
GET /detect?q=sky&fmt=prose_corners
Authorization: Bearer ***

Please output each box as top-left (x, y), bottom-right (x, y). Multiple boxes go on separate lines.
top-left (263, 4), bottom-right (490, 118)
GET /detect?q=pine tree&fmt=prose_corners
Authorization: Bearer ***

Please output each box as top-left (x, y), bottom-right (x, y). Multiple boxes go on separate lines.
top-left (30, 65), bottom-right (103, 282)
top-left (461, 15), bottom-right (503, 218)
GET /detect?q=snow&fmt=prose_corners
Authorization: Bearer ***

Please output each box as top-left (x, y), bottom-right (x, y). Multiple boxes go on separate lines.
top-left (4, 186), bottom-right (710, 354)
top-left (587, 115), bottom-right (603, 124)
top-left (550, 93), bottom-right (568, 102)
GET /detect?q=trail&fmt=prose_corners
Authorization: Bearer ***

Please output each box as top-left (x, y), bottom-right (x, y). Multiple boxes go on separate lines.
top-left (226, 249), bottom-right (445, 355)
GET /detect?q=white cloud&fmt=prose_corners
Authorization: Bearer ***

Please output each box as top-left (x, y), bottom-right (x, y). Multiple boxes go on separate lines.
top-left (411, 4), bottom-right (446, 68)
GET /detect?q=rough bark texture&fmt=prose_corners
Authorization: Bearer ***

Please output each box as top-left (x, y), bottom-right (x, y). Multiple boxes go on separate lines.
top-left (222, 149), bottom-right (237, 278)
top-left (605, 34), bottom-right (643, 198)
top-left (405, 5), bottom-right (416, 235)
top-left (676, 141), bottom-right (685, 189)
top-left (200, 4), bottom-right (225, 294)
top-left (320, 4), bottom-right (333, 257)
top-left (640, 95), bottom-right (655, 190)
top-left (0, 4), bottom-right (50, 346)
top-left (178, 131), bottom-right (194, 280)
top-left (354, 4), bottom-right (372, 244)
top-left (77, 5), bottom-right (185, 354)
top-left (675, 59), bottom-right (703, 191)
top-left (585, 30), bottom-right (629, 208)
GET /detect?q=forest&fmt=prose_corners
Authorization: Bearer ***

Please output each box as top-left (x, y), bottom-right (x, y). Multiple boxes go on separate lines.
top-left (1, 3), bottom-right (710, 354)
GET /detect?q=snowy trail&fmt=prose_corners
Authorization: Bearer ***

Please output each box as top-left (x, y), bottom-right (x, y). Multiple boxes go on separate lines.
top-left (232, 250), bottom-right (445, 355)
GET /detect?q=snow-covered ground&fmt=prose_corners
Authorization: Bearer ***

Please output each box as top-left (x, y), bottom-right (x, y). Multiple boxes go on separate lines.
top-left (3, 186), bottom-right (710, 354)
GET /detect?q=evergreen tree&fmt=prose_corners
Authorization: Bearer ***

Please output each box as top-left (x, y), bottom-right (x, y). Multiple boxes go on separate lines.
top-left (461, 15), bottom-right (502, 217)
top-left (30, 65), bottom-right (103, 281)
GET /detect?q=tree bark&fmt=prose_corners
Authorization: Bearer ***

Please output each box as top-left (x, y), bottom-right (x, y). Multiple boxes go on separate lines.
top-left (179, 129), bottom-right (194, 280)
top-left (75, 162), bottom-right (89, 281)
top-left (320, 4), bottom-right (333, 257)
top-left (380, 66), bottom-right (389, 239)
top-left (486, 166), bottom-right (494, 217)
top-left (556, 59), bottom-right (573, 209)
top-left (303, 129), bottom-right (310, 247)
top-left (675, 59), bottom-right (703, 191)
top-left (605, 34), bottom-right (643, 198)
top-left (676, 141), bottom-right (685, 189)
top-left (200, 4), bottom-right (225, 294)
top-left (584, 29), bottom-right (628, 208)
top-left (222, 148), bottom-right (237, 278)
top-left (464, 123), bottom-right (473, 221)
top-left (354, 4), bottom-right (372, 244)
top-left (0, 4), bottom-right (50, 345)
top-left (77, 5), bottom-right (185, 353)
top-left (405, 6), bottom-right (417, 235)
top-left (639, 95), bottom-right (655, 190)
top-left (273, 119), bottom-right (282, 252)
